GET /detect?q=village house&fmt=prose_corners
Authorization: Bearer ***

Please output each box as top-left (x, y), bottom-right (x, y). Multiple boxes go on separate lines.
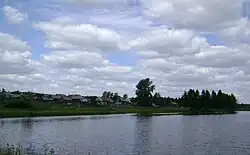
top-left (120, 97), bottom-right (132, 105)
top-left (102, 97), bottom-right (114, 105)
top-left (80, 97), bottom-right (88, 104)
top-left (96, 97), bottom-right (104, 105)
top-left (52, 94), bottom-right (66, 103)
top-left (4, 93), bottom-right (21, 99)
top-left (42, 94), bottom-right (54, 103)
top-left (59, 96), bottom-right (72, 105)
top-left (68, 94), bottom-right (88, 106)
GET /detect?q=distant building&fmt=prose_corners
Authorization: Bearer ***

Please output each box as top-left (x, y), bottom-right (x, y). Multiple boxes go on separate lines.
top-left (96, 97), bottom-right (104, 105)
top-left (120, 97), bottom-right (132, 105)
top-left (242, 0), bottom-right (250, 18)
top-left (60, 96), bottom-right (72, 104)
top-left (42, 96), bottom-right (54, 102)
top-left (68, 94), bottom-right (89, 105)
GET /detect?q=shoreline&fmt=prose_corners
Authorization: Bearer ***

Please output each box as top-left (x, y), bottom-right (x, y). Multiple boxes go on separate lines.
top-left (0, 107), bottom-right (237, 118)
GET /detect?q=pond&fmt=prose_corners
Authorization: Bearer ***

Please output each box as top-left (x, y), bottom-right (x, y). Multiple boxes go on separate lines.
top-left (1, 112), bottom-right (250, 155)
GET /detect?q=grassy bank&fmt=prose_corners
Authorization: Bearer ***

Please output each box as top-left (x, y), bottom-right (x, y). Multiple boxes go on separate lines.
top-left (0, 103), bottom-right (237, 118)
top-left (0, 106), bottom-right (189, 118)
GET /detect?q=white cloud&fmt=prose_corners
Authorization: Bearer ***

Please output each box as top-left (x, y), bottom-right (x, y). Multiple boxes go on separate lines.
top-left (2, 0), bottom-right (250, 104)
top-left (0, 32), bottom-right (36, 74)
top-left (142, 0), bottom-right (242, 31)
top-left (2, 5), bottom-right (27, 24)
top-left (42, 50), bottom-right (110, 69)
top-left (129, 28), bottom-right (207, 57)
top-left (218, 18), bottom-right (250, 44)
top-left (33, 19), bottom-right (127, 51)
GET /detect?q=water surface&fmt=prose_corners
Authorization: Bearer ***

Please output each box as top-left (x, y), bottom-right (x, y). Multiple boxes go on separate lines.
top-left (1, 112), bottom-right (250, 155)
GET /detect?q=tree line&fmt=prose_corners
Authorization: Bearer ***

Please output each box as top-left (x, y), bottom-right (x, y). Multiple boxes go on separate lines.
top-left (178, 89), bottom-right (237, 110)
top-left (134, 78), bottom-right (238, 111)
top-left (0, 78), bottom-right (239, 111)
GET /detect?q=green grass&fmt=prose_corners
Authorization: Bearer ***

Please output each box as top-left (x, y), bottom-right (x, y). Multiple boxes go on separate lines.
top-left (0, 102), bottom-right (236, 118)
top-left (0, 102), bottom-right (190, 118)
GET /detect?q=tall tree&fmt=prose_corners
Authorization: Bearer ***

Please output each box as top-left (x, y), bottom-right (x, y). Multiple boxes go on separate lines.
top-left (1, 88), bottom-right (6, 93)
top-left (205, 90), bottom-right (211, 109)
top-left (152, 92), bottom-right (161, 105)
top-left (193, 89), bottom-right (200, 109)
top-left (110, 93), bottom-right (114, 99)
top-left (123, 94), bottom-right (128, 99)
top-left (113, 92), bottom-right (119, 102)
top-left (106, 91), bottom-right (111, 99)
top-left (135, 78), bottom-right (155, 107)
top-left (211, 90), bottom-right (217, 108)
top-left (102, 91), bottom-right (107, 99)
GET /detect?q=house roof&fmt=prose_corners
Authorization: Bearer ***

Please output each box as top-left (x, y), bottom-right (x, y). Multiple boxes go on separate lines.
top-left (69, 94), bottom-right (82, 100)
top-left (42, 96), bottom-right (54, 101)
top-left (10, 94), bottom-right (21, 98)
top-left (52, 95), bottom-right (63, 99)
top-left (61, 96), bottom-right (72, 101)
top-left (80, 98), bottom-right (88, 102)
top-left (120, 98), bottom-right (131, 103)
top-left (102, 98), bottom-right (113, 102)
top-left (96, 97), bottom-right (103, 101)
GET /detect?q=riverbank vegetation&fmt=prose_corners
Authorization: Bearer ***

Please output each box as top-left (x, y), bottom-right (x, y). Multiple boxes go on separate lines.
top-left (0, 143), bottom-right (54, 155)
top-left (0, 78), bottom-right (239, 118)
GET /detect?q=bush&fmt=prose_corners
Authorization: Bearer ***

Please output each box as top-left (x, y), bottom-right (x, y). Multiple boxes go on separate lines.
top-left (4, 100), bottom-right (33, 109)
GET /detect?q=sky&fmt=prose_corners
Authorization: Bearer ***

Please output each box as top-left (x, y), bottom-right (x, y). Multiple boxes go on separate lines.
top-left (0, 0), bottom-right (250, 103)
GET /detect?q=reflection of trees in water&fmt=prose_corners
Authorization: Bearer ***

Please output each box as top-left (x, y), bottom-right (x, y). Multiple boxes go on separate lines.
top-left (1, 120), bottom-right (4, 128)
top-left (21, 119), bottom-right (33, 130)
top-left (20, 118), bottom-right (34, 140)
top-left (133, 116), bottom-right (153, 155)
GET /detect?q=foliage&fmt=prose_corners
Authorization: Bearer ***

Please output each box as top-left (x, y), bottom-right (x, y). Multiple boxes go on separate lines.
top-left (135, 78), bottom-right (155, 107)
top-left (123, 94), bottom-right (128, 99)
top-left (112, 92), bottom-right (119, 102)
top-left (1, 88), bottom-right (6, 93)
top-left (4, 100), bottom-right (33, 109)
top-left (0, 143), bottom-right (54, 155)
top-left (178, 89), bottom-right (237, 111)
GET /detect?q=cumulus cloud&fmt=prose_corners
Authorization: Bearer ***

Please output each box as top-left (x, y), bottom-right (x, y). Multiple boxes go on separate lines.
top-left (0, 33), bottom-right (36, 74)
top-left (1, 0), bottom-right (250, 103)
top-left (2, 5), bottom-right (27, 24)
top-left (141, 0), bottom-right (242, 31)
top-left (33, 19), bottom-right (127, 51)
top-left (42, 50), bottom-right (110, 69)
top-left (29, 17), bottom-right (140, 95)
top-left (129, 28), bottom-right (208, 57)
top-left (218, 18), bottom-right (250, 44)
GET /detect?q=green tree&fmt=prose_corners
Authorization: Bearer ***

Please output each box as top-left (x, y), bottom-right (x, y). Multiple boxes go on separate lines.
top-left (180, 91), bottom-right (188, 107)
top-left (110, 93), bottom-right (114, 99)
top-left (204, 90), bottom-right (211, 109)
top-left (113, 92), bottom-right (119, 102)
top-left (217, 90), bottom-right (223, 109)
top-left (123, 94), bottom-right (128, 99)
top-left (106, 91), bottom-right (111, 99)
top-left (1, 88), bottom-right (6, 93)
top-left (135, 78), bottom-right (155, 107)
top-left (211, 90), bottom-right (217, 108)
top-left (152, 92), bottom-right (161, 105)
top-left (229, 93), bottom-right (237, 110)
top-left (102, 91), bottom-right (107, 99)
top-left (193, 89), bottom-right (200, 109)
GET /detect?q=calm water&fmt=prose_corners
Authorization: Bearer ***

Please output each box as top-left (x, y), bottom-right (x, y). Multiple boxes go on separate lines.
top-left (1, 112), bottom-right (250, 155)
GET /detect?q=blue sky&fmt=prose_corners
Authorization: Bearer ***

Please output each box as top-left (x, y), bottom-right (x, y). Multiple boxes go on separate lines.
top-left (0, 0), bottom-right (242, 63)
top-left (0, 0), bottom-right (146, 63)
top-left (1, 0), bottom-right (250, 102)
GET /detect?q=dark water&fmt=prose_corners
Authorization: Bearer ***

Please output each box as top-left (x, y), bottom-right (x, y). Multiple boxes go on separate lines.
top-left (1, 112), bottom-right (250, 155)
